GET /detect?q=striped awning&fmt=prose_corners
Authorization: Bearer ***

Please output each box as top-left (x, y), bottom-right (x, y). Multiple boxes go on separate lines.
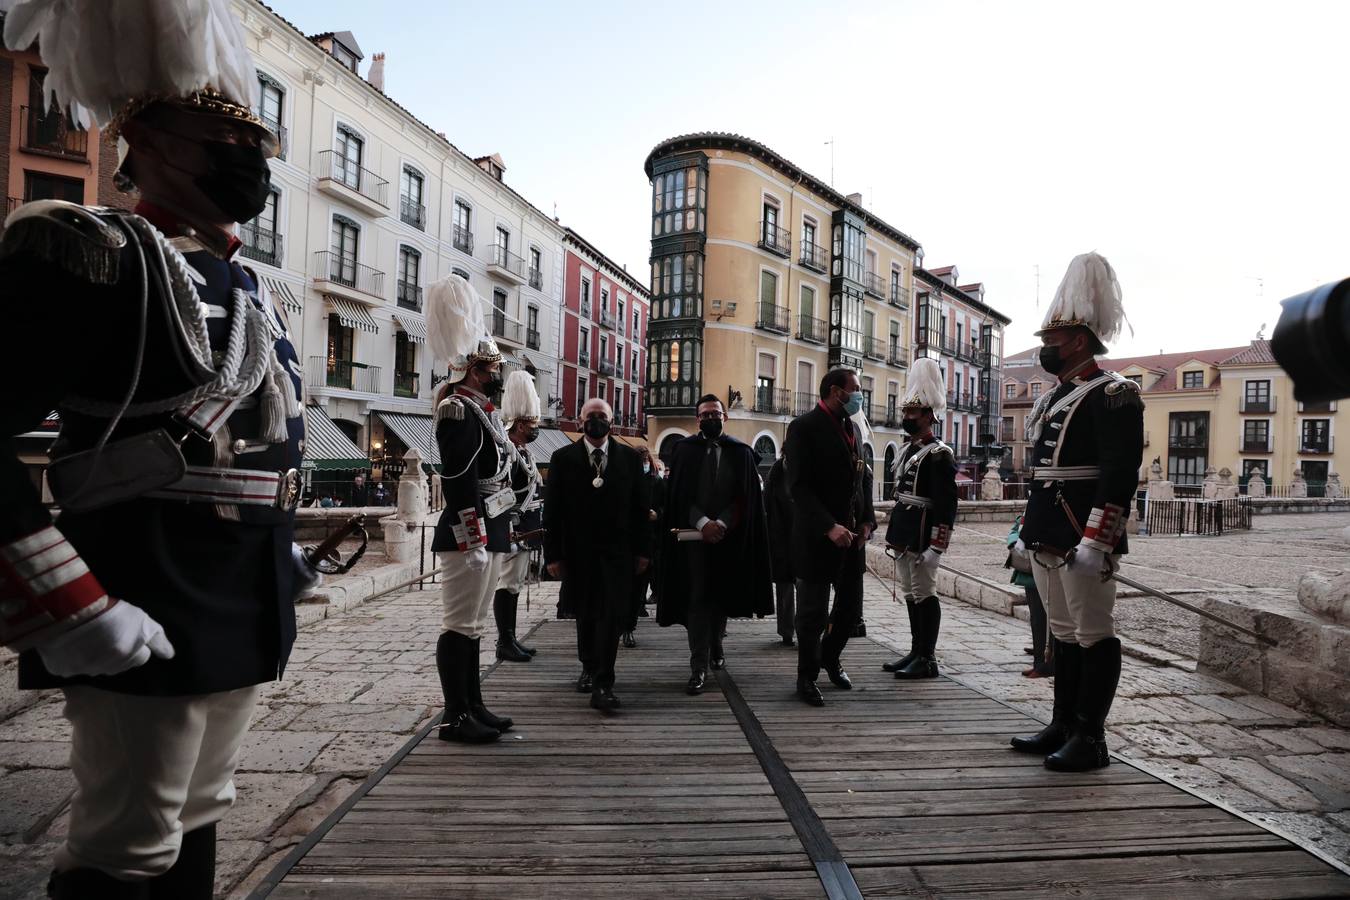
top-left (259, 276), bottom-right (302, 315)
top-left (326, 295), bottom-right (379, 333)
top-left (374, 410), bottom-right (439, 470)
top-left (531, 428), bottom-right (579, 463)
top-left (392, 312), bottom-right (426, 344)
top-left (302, 405), bottom-right (369, 471)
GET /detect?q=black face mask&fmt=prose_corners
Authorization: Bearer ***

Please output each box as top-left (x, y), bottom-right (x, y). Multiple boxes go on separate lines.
top-left (901, 418), bottom-right (922, 436)
top-left (583, 417), bottom-right (611, 439)
top-left (476, 369), bottom-right (504, 396)
top-left (196, 140), bottom-right (271, 224)
top-left (525, 427), bottom-right (540, 443)
top-left (699, 418), bottom-right (724, 439)
top-left (1039, 344), bottom-right (1066, 375)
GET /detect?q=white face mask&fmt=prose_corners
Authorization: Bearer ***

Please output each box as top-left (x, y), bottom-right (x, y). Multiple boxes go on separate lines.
top-left (642, 463), bottom-right (651, 474)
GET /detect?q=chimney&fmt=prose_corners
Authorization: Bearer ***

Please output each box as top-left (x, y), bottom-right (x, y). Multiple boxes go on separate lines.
top-left (367, 52), bottom-right (385, 92)
top-left (474, 154), bottom-right (506, 182)
top-left (845, 192), bottom-right (863, 206)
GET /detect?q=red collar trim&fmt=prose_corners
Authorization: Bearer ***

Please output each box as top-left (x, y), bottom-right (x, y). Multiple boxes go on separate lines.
top-left (134, 200), bottom-right (242, 259)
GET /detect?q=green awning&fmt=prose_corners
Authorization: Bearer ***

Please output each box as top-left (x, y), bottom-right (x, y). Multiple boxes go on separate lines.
top-left (302, 405), bottom-right (368, 471)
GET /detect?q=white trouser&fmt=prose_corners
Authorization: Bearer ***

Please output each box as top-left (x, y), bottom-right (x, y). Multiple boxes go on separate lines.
top-left (438, 550), bottom-right (504, 638)
top-left (495, 549), bottom-right (531, 595)
top-left (1031, 554), bottom-right (1117, 647)
top-left (895, 551), bottom-right (937, 602)
top-left (56, 684), bottom-right (260, 879)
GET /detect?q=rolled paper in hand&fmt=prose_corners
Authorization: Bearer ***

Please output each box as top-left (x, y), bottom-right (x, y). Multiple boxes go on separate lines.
top-left (670, 528), bottom-right (704, 542)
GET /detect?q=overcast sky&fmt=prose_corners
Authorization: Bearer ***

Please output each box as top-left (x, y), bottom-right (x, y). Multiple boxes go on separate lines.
top-left (275, 0), bottom-right (1347, 358)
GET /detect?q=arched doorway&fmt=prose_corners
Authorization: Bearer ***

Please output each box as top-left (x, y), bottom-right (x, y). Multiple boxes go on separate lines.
top-left (883, 443), bottom-right (897, 500)
top-left (862, 443), bottom-right (875, 500)
top-left (659, 432), bottom-right (684, 466)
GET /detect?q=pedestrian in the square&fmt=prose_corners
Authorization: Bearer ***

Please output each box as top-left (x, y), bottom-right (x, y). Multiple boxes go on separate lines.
top-left (764, 453), bottom-right (796, 646)
top-left (621, 446), bottom-right (665, 648)
top-left (656, 395), bottom-right (773, 694)
top-left (883, 357), bottom-right (957, 680)
top-left (350, 472), bottom-right (369, 507)
top-left (493, 370), bottom-right (544, 663)
top-left (1007, 514), bottom-right (1053, 678)
top-left (0, 0), bottom-right (316, 893)
top-left (1011, 252), bottom-right (1144, 772)
top-left (784, 369), bottom-right (877, 707)
top-left (428, 275), bottom-right (516, 744)
top-left (544, 399), bottom-right (651, 712)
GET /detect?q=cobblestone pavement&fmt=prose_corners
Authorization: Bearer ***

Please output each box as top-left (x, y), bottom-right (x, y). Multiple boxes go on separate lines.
top-left (2, 516), bottom-right (1348, 896)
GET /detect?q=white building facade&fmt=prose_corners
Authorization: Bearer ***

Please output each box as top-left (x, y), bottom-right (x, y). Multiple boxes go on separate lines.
top-left (232, 0), bottom-right (564, 491)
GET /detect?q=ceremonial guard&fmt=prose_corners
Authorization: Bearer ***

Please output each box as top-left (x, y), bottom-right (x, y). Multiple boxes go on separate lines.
top-left (427, 275), bottom-right (516, 743)
top-left (883, 358), bottom-right (958, 680)
top-left (493, 370), bottom-right (544, 663)
top-left (1010, 252), bottom-right (1144, 772)
top-left (0, 1), bottom-right (314, 894)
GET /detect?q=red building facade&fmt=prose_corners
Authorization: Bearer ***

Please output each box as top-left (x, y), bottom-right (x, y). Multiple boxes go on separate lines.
top-left (559, 228), bottom-right (650, 437)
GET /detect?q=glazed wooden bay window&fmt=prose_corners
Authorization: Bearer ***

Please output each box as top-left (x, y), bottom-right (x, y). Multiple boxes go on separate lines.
top-left (651, 165), bottom-right (707, 237)
top-left (648, 337), bottom-right (702, 410)
top-left (650, 252), bottom-right (704, 320)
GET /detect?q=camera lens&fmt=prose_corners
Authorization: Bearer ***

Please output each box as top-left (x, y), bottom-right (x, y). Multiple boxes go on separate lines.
top-left (1271, 278), bottom-right (1350, 403)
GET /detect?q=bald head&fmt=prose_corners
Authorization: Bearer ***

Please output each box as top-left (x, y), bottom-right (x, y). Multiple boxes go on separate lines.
top-left (580, 398), bottom-right (612, 421)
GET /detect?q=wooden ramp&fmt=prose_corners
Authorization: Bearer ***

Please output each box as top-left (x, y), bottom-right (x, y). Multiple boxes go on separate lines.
top-left (256, 619), bottom-right (1350, 899)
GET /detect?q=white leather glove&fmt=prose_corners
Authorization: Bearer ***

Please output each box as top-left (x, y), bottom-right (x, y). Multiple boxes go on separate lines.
top-left (36, 600), bottom-right (175, 678)
top-left (291, 544), bottom-right (323, 599)
top-left (919, 547), bottom-right (943, 572)
top-left (465, 546), bottom-right (489, 572)
top-left (1067, 543), bottom-right (1111, 581)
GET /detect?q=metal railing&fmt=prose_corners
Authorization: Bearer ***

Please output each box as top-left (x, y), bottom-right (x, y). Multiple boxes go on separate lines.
top-left (887, 344), bottom-right (908, 368)
top-left (528, 267), bottom-right (543, 290)
top-left (399, 196), bottom-right (426, 230)
top-left (396, 280), bottom-right (423, 311)
top-left (308, 356), bottom-right (382, 393)
top-left (600, 309), bottom-right (617, 330)
top-left (317, 150), bottom-right (389, 207)
top-left (526, 328), bottom-right (541, 350)
top-left (239, 222), bottom-right (282, 267)
top-left (580, 301), bottom-right (591, 319)
top-left (889, 285), bottom-right (910, 309)
top-left (579, 352), bottom-right (591, 368)
top-left (758, 221), bottom-right (792, 257)
top-left (799, 240), bottom-right (828, 272)
top-left (1169, 434), bottom-right (1208, 449)
top-left (261, 118), bottom-right (288, 159)
top-left (863, 272), bottom-right (887, 298)
top-left (1147, 497), bottom-right (1252, 537)
top-left (885, 406), bottom-right (900, 427)
top-left (756, 303), bottom-right (791, 334)
top-left (599, 359), bottom-right (617, 377)
top-left (863, 336), bottom-right (886, 360)
top-left (394, 371), bottom-right (419, 398)
top-left (793, 391), bottom-right (818, 416)
top-left (20, 105), bottom-right (87, 158)
top-left (1299, 437), bottom-right (1334, 454)
top-left (491, 311), bottom-right (522, 343)
top-left (797, 314), bottom-right (827, 344)
top-left (1239, 397), bottom-right (1275, 413)
top-left (753, 386), bottom-right (792, 415)
top-left (315, 250), bottom-right (385, 296)
top-left (491, 244), bottom-right (526, 278)
top-left (452, 225), bottom-right (474, 254)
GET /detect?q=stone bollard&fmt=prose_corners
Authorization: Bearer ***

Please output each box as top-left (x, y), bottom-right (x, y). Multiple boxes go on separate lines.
top-left (1290, 467), bottom-right (1308, 499)
top-left (385, 447), bottom-right (429, 564)
top-left (1201, 465), bottom-right (1220, 500)
top-left (1247, 470), bottom-right (1267, 498)
top-left (980, 468), bottom-right (1003, 501)
top-left (1327, 472), bottom-right (1344, 500)
top-left (1216, 466), bottom-right (1240, 500)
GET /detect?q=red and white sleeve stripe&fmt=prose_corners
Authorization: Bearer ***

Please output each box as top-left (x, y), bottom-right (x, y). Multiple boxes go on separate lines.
top-left (1081, 503), bottom-right (1126, 553)
top-left (449, 508), bottom-right (487, 552)
top-left (929, 523), bottom-right (950, 552)
top-left (0, 525), bottom-right (113, 651)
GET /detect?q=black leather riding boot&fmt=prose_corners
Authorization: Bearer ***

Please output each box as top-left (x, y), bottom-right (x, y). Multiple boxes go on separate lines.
top-left (494, 590), bottom-right (530, 662)
top-left (1046, 638), bottom-right (1120, 772)
top-left (436, 631), bottom-right (498, 743)
top-left (148, 823), bottom-right (215, 899)
top-left (894, 598), bottom-right (940, 679)
top-left (468, 636), bottom-right (513, 732)
top-left (1012, 638), bottom-right (1081, 755)
top-left (883, 600), bottom-right (920, 671)
top-left (48, 868), bottom-right (149, 899)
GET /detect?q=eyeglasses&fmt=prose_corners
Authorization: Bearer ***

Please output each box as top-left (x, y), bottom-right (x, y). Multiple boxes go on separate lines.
top-left (696, 411), bottom-right (725, 421)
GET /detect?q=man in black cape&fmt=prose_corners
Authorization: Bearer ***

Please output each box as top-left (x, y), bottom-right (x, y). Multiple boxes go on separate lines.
top-left (657, 395), bottom-right (773, 694)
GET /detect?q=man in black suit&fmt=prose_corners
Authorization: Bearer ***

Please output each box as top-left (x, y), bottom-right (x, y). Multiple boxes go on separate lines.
top-left (784, 369), bottom-right (877, 706)
top-left (545, 398), bottom-right (651, 712)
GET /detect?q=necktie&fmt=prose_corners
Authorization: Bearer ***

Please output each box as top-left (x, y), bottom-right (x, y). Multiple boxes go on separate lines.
top-left (592, 448), bottom-right (603, 470)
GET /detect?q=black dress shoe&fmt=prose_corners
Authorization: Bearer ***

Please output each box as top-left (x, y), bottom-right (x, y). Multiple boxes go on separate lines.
top-left (1010, 721), bottom-right (1071, 755)
top-left (780, 636), bottom-right (795, 647)
top-left (496, 639), bottom-right (531, 663)
top-left (796, 679), bottom-right (825, 707)
top-left (894, 655), bottom-right (939, 679)
top-left (686, 671), bottom-right (707, 695)
top-left (824, 663), bottom-right (852, 690)
top-left (1044, 731), bottom-right (1110, 772)
top-left (575, 672), bottom-right (593, 693)
top-left (621, 631), bottom-right (637, 648)
top-left (882, 650), bottom-right (916, 672)
top-left (710, 656), bottom-right (725, 671)
top-left (590, 687), bottom-right (621, 711)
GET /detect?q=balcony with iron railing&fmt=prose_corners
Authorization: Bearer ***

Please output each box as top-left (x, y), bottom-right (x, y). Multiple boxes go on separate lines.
top-left (491, 309), bottom-right (522, 344)
top-left (1299, 436), bottom-right (1334, 455)
top-left (1169, 434), bottom-right (1208, 449)
top-left (756, 303), bottom-right (791, 335)
top-left (887, 344), bottom-right (909, 368)
top-left (399, 195), bottom-right (426, 230)
top-left (314, 250), bottom-right (384, 301)
top-left (580, 300), bottom-right (591, 320)
top-left (863, 336), bottom-right (886, 360)
top-left (1239, 397), bottom-right (1276, 414)
top-left (758, 221), bottom-right (791, 258)
top-left (799, 239), bottom-right (828, 272)
top-left (1240, 436), bottom-right (1272, 453)
top-left (261, 118), bottom-right (288, 159)
top-left (793, 392), bottom-right (817, 416)
top-left (578, 352), bottom-right (591, 368)
top-left (797, 314), bottom-right (827, 344)
top-left (452, 225), bottom-right (474, 255)
top-left (599, 359), bottom-right (617, 377)
top-left (316, 150), bottom-right (389, 215)
top-left (889, 285), bottom-right (910, 309)
top-left (308, 356), bottom-right (381, 394)
top-left (526, 328), bottom-right (541, 350)
top-left (528, 267), bottom-right (543, 290)
top-left (396, 280), bottom-right (423, 312)
top-left (489, 244), bottom-right (526, 284)
top-left (239, 222), bottom-right (282, 268)
top-left (885, 405), bottom-right (900, 427)
top-left (20, 105), bottom-right (87, 158)
top-left (753, 386), bottom-right (792, 415)
top-left (863, 272), bottom-right (887, 298)
top-left (600, 309), bottom-right (617, 330)
top-left (394, 371), bottom-right (419, 398)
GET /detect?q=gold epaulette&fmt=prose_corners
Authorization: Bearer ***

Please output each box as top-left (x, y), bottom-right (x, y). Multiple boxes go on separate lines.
top-left (0, 200), bottom-right (126, 284)
top-left (436, 396), bottom-right (466, 422)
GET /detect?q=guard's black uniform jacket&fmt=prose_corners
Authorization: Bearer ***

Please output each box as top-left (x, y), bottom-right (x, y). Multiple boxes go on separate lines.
top-left (507, 443), bottom-right (543, 550)
top-left (1020, 366), bottom-right (1145, 556)
top-left (884, 436), bottom-right (958, 553)
top-left (1, 201), bottom-right (304, 696)
top-left (431, 387), bottom-right (512, 553)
